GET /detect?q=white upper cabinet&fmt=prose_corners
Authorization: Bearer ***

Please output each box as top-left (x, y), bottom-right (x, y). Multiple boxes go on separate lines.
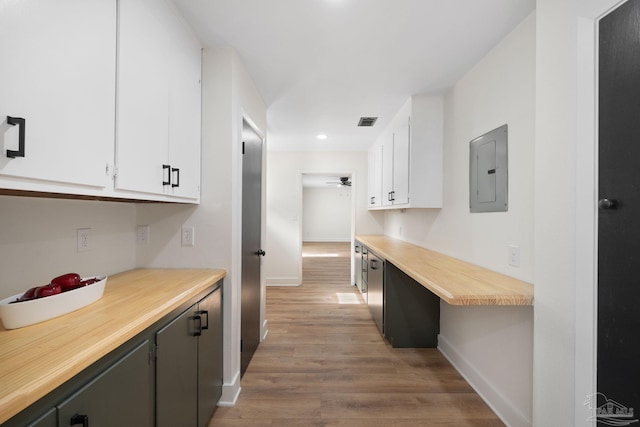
top-left (0, 0), bottom-right (116, 189)
top-left (368, 95), bottom-right (443, 210)
top-left (392, 118), bottom-right (411, 205)
top-left (166, 11), bottom-right (202, 200)
top-left (116, 0), bottom-right (202, 201)
top-left (0, 0), bottom-right (201, 203)
top-left (368, 142), bottom-right (383, 207)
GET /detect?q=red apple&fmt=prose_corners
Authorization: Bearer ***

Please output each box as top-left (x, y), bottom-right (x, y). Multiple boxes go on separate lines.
top-left (18, 287), bottom-right (38, 302)
top-left (51, 273), bottom-right (81, 292)
top-left (35, 283), bottom-right (62, 298)
top-left (79, 278), bottom-right (98, 286)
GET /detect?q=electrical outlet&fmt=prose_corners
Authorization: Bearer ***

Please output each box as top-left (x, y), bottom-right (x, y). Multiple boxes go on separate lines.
top-left (137, 226), bottom-right (150, 245)
top-left (77, 228), bottom-right (91, 252)
top-left (181, 226), bottom-right (195, 247)
top-left (508, 245), bottom-right (520, 267)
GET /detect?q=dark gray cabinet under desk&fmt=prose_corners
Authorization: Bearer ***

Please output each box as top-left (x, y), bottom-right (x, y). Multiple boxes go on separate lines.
top-left (384, 261), bottom-right (440, 348)
top-left (366, 250), bottom-right (384, 334)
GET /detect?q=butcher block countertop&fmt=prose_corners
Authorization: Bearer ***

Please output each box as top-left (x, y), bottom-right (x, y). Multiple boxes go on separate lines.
top-left (0, 268), bottom-right (226, 425)
top-left (356, 235), bottom-right (533, 306)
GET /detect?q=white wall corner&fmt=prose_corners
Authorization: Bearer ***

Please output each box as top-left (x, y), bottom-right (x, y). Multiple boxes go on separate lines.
top-left (438, 336), bottom-right (532, 427)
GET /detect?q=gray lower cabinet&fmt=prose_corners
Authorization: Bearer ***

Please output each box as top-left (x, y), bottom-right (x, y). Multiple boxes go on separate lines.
top-left (25, 408), bottom-right (56, 427)
top-left (156, 307), bottom-right (199, 427)
top-left (367, 250), bottom-right (384, 334)
top-left (58, 340), bottom-right (153, 427)
top-left (197, 287), bottom-right (223, 427)
top-left (156, 286), bottom-right (223, 427)
top-left (384, 262), bottom-right (440, 348)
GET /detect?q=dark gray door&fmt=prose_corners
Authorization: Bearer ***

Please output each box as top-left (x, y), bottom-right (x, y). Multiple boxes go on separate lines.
top-left (598, 0), bottom-right (640, 414)
top-left (241, 119), bottom-right (263, 376)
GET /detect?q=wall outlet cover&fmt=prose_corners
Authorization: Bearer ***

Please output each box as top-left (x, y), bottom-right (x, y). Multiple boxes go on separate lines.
top-left (181, 226), bottom-right (195, 247)
top-left (77, 228), bottom-right (91, 252)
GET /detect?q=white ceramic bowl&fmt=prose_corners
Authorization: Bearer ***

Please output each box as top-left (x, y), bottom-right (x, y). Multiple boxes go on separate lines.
top-left (0, 276), bottom-right (107, 329)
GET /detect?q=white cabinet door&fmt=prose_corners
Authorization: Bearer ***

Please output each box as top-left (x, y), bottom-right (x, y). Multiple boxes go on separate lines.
top-left (116, 0), bottom-right (201, 200)
top-left (0, 0), bottom-right (115, 188)
top-left (368, 143), bottom-right (383, 207)
top-left (116, 0), bottom-right (171, 196)
top-left (381, 135), bottom-right (394, 207)
top-left (391, 118), bottom-right (410, 206)
top-left (166, 12), bottom-right (202, 200)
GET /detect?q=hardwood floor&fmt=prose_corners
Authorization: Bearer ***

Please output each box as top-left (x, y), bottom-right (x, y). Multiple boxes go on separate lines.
top-left (209, 242), bottom-right (504, 426)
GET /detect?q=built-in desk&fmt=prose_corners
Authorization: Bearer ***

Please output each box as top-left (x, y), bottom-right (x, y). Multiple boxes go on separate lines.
top-left (355, 235), bottom-right (533, 306)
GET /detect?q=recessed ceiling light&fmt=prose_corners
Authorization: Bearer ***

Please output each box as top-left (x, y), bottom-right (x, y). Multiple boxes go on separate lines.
top-left (317, 134), bottom-right (328, 140)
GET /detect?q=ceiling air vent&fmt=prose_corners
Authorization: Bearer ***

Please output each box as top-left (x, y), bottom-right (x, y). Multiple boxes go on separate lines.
top-left (358, 117), bottom-right (378, 127)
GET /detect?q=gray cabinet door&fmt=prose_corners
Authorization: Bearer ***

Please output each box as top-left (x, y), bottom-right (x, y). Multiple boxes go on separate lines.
top-left (156, 306), bottom-right (199, 427)
top-left (27, 408), bottom-right (56, 427)
top-left (57, 340), bottom-right (153, 427)
top-left (367, 251), bottom-right (384, 334)
top-left (197, 286), bottom-right (223, 427)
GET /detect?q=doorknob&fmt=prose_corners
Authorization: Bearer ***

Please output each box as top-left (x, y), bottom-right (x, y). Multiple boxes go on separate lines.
top-left (599, 198), bottom-right (619, 210)
top-left (256, 249), bottom-right (266, 256)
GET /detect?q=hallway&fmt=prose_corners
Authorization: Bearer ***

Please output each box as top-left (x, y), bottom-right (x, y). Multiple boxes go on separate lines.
top-left (209, 242), bottom-right (504, 426)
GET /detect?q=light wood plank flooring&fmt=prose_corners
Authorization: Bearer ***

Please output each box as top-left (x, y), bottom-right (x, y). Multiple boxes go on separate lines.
top-left (209, 242), bottom-right (504, 426)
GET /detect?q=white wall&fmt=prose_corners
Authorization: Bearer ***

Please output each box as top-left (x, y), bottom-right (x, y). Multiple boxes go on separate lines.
top-left (302, 187), bottom-right (352, 242)
top-left (0, 196), bottom-right (136, 298)
top-left (136, 47), bottom-right (267, 406)
top-left (382, 13), bottom-right (535, 427)
top-left (265, 151), bottom-right (384, 286)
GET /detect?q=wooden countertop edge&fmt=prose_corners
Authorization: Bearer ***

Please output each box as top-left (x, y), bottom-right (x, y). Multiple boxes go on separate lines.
top-left (356, 235), bottom-right (533, 306)
top-left (0, 268), bottom-right (226, 425)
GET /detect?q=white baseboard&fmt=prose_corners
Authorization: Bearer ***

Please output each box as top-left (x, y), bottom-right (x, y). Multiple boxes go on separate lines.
top-left (303, 238), bottom-right (351, 242)
top-left (266, 276), bottom-right (301, 286)
top-left (438, 336), bottom-right (532, 427)
top-left (218, 371), bottom-right (241, 407)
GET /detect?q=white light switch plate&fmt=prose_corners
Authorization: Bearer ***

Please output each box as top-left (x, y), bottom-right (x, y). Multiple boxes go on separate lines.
top-left (508, 245), bottom-right (520, 267)
top-left (137, 226), bottom-right (150, 245)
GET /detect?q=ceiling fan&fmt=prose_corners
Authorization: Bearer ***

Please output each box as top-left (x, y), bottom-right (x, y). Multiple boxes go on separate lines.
top-left (326, 177), bottom-right (352, 187)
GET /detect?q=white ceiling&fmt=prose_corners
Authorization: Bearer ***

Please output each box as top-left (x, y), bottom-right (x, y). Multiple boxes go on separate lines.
top-left (172, 0), bottom-right (535, 152)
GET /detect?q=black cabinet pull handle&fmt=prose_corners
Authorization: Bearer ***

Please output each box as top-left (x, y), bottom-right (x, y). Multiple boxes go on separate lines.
top-left (193, 314), bottom-right (202, 336)
top-left (256, 249), bottom-right (266, 256)
top-left (6, 116), bottom-right (25, 158)
top-left (390, 191), bottom-right (395, 201)
top-left (370, 196), bottom-right (375, 205)
top-left (370, 259), bottom-right (378, 270)
top-left (70, 413), bottom-right (88, 427)
top-left (171, 168), bottom-right (180, 188)
top-left (162, 164), bottom-right (171, 186)
top-left (197, 310), bottom-right (209, 330)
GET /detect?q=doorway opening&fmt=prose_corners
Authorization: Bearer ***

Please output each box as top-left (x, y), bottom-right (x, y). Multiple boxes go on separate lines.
top-left (299, 173), bottom-right (356, 287)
